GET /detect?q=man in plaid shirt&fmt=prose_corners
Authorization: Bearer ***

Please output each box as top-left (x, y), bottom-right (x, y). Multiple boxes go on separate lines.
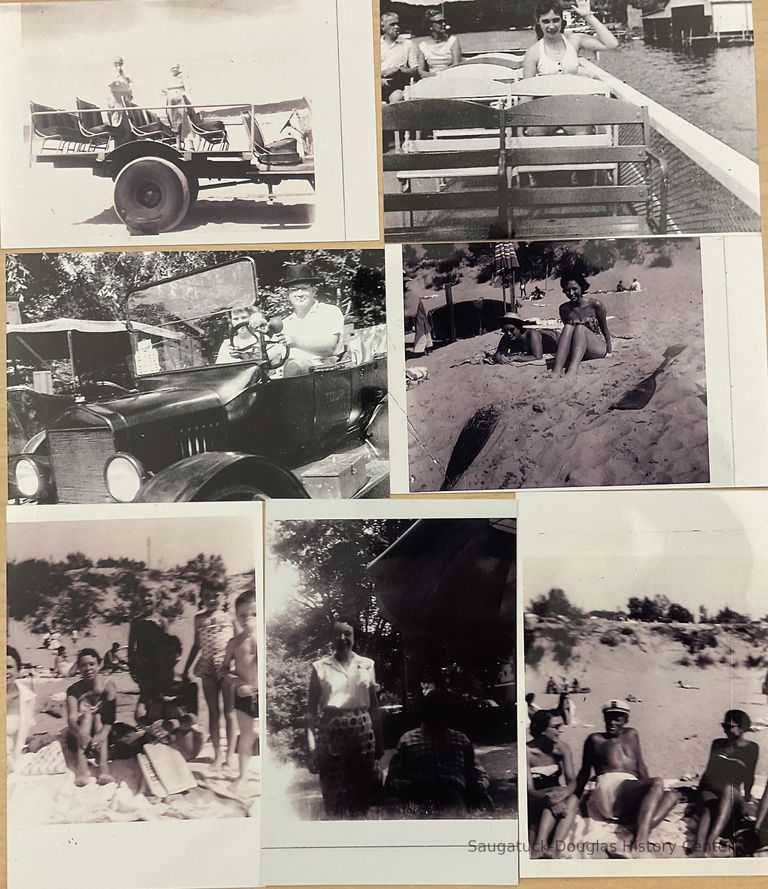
top-left (386, 690), bottom-right (491, 816)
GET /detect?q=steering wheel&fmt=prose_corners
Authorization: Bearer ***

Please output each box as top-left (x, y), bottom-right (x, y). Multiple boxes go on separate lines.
top-left (230, 319), bottom-right (290, 371)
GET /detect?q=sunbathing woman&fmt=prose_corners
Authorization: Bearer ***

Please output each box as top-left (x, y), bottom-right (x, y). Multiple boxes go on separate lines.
top-left (492, 312), bottom-right (558, 366)
top-left (552, 273), bottom-right (611, 378)
top-left (694, 709), bottom-right (758, 856)
top-left (527, 709), bottom-right (579, 858)
top-left (65, 649), bottom-right (116, 787)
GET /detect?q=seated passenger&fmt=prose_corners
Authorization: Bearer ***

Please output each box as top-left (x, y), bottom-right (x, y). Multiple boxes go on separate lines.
top-left (381, 13), bottom-right (419, 104)
top-left (492, 312), bottom-right (558, 365)
top-left (215, 305), bottom-right (268, 364)
top-left (280, 264), bottom-right (345, 377)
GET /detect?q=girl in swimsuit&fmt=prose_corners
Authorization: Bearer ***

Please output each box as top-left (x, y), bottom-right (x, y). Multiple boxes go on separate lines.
top-left (65, 649), bottom-right (116, 787)
top-left (183, 581), bottom-right (236, 771)
top-left (552, 273), bottom-right (612, 378)
top-left (527, 709), bottom-right (579, 858)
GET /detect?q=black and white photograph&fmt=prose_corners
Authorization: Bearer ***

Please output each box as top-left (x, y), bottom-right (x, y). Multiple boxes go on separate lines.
top-left (7, 505), bottom-right (262, 889)
top-left (380, 0), bottom-right (760, 242)
top-left (0, 0), bottom-right (380, 247)
top-left (6, 248), bottom-right (389, 505)
top-left (261, 501), bottom-right (519, 886)
top-left (397, 236), bottom-right (711, 492)
top-left (518, 489), bottom-right (768, 875)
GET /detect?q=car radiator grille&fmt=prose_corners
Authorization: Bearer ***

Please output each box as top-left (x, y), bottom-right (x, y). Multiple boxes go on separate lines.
top-left (49, 429), bottom-right (115, 503)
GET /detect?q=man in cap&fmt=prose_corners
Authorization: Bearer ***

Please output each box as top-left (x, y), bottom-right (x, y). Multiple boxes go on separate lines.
top-left (575, 699), bottom-right (677, 854)
top-left (279, 264), bottom-right (345, 377)
top-left (491, 312), bottom-right (558, 366)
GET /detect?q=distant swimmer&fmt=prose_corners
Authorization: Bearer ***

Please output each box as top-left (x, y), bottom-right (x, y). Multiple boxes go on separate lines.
top-left (678, 680), bottom-right (700, 690)
top-left (575, 699), bottom-right (677, 854)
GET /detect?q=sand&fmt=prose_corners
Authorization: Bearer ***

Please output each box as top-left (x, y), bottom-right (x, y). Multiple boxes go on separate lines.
top-left (406, 243), bottom-right (709, 491)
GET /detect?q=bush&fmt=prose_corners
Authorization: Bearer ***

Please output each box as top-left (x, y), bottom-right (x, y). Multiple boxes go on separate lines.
top-left (600, 632), bottom-right (620, 647)
top-left (620, 627), bottom-right (634, 636)
top-left (745, 654), bottom-right (764, 668)
top-left (678, 655), bottom-right (692, 666)
top-left (695, 652), bottom-right (715, 667)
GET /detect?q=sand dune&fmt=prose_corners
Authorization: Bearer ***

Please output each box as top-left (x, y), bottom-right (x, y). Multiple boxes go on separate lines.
top-left (407, 246), bottom-right (709, 491)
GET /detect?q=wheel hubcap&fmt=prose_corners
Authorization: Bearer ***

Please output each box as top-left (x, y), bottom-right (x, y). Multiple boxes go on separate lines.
top-left (137, 180), bottom-right (162, 208)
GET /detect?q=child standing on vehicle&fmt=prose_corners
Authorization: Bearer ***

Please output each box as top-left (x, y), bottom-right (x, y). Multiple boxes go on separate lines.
top-left (65, 649), bottom-right (117, 787)
top-left (183, 581), bottom-right (236, 772)
top-left (219, 590), bottom-right (259, 795)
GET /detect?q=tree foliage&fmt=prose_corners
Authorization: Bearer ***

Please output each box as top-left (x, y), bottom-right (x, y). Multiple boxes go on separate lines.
top-left (530, 588), bottom-right (585, 621)
top-left (6, 249), bottom-right (386, 327)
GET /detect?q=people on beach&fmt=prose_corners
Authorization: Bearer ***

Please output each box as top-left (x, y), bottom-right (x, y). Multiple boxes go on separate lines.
top-left (552, 273), bottom-right (612, 378)
top-left (575, 699), bottom-right (677, 853)
top-left (380, 13), bottom-right (419, 103)
top-left (182, 580), bottom-right (237, 772)
top-left (219, 590), bottom-right (259, 794)
top-left (526, 692), bottom-right (541, 719)
top-left (65, 649), bottom-right (116, 787)
top-left (523, 1), bottom-right (618, 80)
top-left (491, 312), bottom-right (559, 366)
top-left (694, 709), bottom-right (758, 856)
top-left (417, 8), bottom-right (462, 77)
top-left (103, 642), bottom-right (124, 673)
top-left (133, 676), bottom-right (204, 763)
top-left (527, 709), bottom-right (579, 858)
top-left (386, 690), bottom-right (491, 817)
top-left (628, 278), bottom-right (642, 292)
top-left (306, 617), bottom-right (382, 818)
top-left (7, 646), bottom-right (38, 773)
top-left (54, 645), bottom-right (76, 677)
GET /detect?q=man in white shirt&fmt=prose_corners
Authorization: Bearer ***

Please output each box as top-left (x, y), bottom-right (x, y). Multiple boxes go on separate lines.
top-left (381, 13), bottom-right (419, 104)
top-left (280, 263), bottom-right (345, 377)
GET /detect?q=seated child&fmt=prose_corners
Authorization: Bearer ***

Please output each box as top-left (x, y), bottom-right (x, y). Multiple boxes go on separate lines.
top-left (219, 590), bottom-right (259, 794)
top-left (134, 678), bottom-right (204, 763)
top-left (492, 312), bottom-right (558, 365)
top-left (65, 648), bottom-right (117, 787)
top-left (694, 709), bottom-right (758, 856)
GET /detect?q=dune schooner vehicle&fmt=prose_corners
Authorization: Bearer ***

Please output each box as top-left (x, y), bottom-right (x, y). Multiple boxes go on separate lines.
top-left (29, 99), bottom-right (315, 234)
top-left (11, 258), bottom-right (389, 503)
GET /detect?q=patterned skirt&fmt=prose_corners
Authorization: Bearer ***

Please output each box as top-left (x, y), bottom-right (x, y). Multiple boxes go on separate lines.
top-left (317, 707), bottom-right (377, 818)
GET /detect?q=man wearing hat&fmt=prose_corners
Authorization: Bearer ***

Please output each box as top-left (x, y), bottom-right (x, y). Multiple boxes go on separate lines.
top-left (279, 264), bottom-right (345, 377)
top-left (491, 312), bottom-right (557, 366)
top-left (574, 699), bottom-right (677, 853)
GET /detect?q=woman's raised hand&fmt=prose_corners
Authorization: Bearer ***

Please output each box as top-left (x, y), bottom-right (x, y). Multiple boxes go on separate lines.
top-left (573, 0), bottom-right (592, 17)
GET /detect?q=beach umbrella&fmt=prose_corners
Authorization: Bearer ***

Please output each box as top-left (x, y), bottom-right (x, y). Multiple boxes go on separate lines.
top-left (368, 518), bottom-right (516, 644)
top-left (493, 242), bottom-right (520, 310)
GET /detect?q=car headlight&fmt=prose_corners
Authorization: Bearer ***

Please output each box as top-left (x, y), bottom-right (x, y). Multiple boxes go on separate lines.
top-left (104, 453), bottom-right (145, 503)
top-left (15, 457), bottom-right (42, 498)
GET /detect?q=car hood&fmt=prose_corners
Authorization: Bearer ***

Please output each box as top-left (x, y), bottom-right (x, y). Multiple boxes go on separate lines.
top-left (48, 386), bottom-right (225, 434)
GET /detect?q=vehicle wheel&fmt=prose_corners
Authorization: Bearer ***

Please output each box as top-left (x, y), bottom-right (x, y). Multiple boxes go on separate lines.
top-left (198, 483), bottom-right (268, 502)
top-left (114, 157), bottom-right (190, 234)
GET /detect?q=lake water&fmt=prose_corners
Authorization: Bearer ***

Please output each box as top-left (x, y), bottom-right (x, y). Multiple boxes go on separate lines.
top-left (598, 41), bottom-right (759, 162)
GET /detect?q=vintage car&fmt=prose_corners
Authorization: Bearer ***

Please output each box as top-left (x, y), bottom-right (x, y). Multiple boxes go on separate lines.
top-left (10, 258), bottom-right (389, 504)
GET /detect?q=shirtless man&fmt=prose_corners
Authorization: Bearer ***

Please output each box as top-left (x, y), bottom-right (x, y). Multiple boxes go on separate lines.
top-left (575, 699), bottom-right (677, 854)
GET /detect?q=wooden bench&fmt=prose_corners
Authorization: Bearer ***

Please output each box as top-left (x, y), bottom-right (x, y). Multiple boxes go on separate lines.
top-left (503, 94), bottom-right (669, 237)
top-left (382, 98), bottom-right (508, 240)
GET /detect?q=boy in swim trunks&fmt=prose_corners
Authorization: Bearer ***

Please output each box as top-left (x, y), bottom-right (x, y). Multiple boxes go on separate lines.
top-left (219, 590), bottom-right (259, 795)
top-left (65, 649), bottom-right (117, 787)
top-left (575, 699), bottom-right (677, 854)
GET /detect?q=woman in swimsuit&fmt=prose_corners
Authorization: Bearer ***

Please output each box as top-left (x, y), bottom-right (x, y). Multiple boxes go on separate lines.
top-left (527, 709), bottom-right (578, 858)
top-left (417, 8), bottom-right (462, 78)
top-left (523, 1), bottom-right (618, 81)
top-left (65, 649), bottom-right (116, 787)
top-left (552, 273), bottom-right (611, 378)
top-left (182, 581), bottom-right (236, 771)
top-left (694, 710), bottom-right (759, 856)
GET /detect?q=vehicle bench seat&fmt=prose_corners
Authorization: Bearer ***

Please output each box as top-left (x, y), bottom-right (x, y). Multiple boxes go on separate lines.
top-left (241, 110), bottom-right (301, 166)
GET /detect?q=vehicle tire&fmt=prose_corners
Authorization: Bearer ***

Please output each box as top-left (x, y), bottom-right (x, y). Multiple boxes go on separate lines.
top-left (114, 157), bottom-right (190, 234)
top-left (186, 174), bottom-right (199, 206)
top-left (197, 483), bottom-right (268, 502)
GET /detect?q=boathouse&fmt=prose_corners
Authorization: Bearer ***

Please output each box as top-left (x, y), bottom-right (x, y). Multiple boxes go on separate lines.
top-left (643, 0), bottom-right (753, 45)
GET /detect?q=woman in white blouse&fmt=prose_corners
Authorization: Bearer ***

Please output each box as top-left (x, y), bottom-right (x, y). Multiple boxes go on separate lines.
top-left (417, 8), bottom-right (462, 78)
top-left (306, 618), bottom-right (382, 817)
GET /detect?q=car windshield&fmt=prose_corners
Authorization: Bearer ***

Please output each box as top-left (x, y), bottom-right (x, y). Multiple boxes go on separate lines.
top-left (126, 259), bottom-right (260, 375)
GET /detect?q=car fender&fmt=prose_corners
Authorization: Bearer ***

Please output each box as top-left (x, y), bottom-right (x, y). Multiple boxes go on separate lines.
top-left (22, 430), bottom-right (49, 455)
top-left (106, 141), bottom-right (186, 176)
top-left (136, 451), bottom-right (309, 502)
